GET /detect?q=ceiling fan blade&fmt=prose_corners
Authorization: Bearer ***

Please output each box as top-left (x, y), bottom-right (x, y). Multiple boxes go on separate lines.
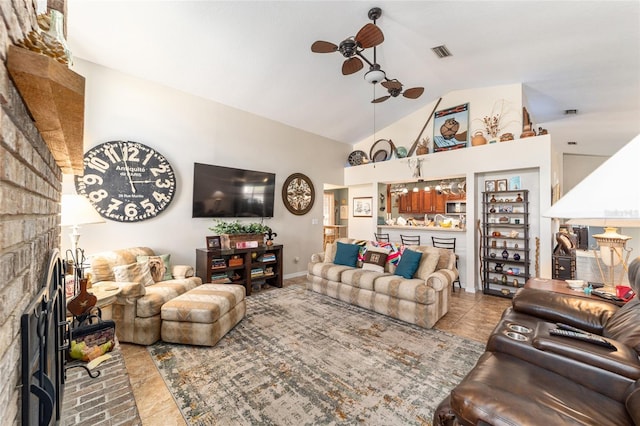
top-left (355, 23), bottom-right (384, 49)
top-left (372, 95), bottom-right (391, 104)
top-left (311, 40), bottom-right (338, 53)
top-left (381, 80), bottom-right (402, 90)
top-left (403, 87), bottom-right (425, 99)
top-left (342, 57), bottom-right (363, 75)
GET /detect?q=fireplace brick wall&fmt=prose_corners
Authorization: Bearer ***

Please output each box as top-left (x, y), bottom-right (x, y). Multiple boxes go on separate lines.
top-left (0, 1), bottom-right (63, 424)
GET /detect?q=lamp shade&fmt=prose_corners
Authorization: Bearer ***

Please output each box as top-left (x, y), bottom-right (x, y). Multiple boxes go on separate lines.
top-left (61, 194), bottom-right (105, 227)
top-left (543, 134), bottom-right (640, 227)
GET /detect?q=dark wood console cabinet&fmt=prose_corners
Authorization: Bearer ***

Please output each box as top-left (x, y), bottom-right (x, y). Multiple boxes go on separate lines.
top-left (196, 244), bottom-right (283, 296)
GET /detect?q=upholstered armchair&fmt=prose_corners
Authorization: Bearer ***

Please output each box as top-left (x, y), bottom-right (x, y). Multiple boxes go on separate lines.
top-left (87, 247), bottom-right (202, 345)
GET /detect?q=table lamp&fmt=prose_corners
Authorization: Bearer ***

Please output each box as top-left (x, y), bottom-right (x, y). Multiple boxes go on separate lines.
top-left (544, 134), bottom-right (640, 292)
top-left (60, 194), bottom-right (105, 277)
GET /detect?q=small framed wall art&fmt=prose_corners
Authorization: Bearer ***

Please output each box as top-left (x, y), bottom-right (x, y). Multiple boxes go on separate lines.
top-left (509, 176), bottom-right (521, 190)
top-left (340, 205), bottom-right (349, 218)
top-left (353, 197), bottom-right (373, 217)
top-left (206, 235), bottom-right (221, 249)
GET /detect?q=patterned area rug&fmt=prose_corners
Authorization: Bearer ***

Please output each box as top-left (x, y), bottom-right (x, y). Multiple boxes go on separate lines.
top-left (148, 284), bottom-right (484, 425)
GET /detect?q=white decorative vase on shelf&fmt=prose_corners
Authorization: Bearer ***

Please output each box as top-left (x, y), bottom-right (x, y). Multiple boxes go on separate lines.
top-left (42, 10), bottom-right (72, 65)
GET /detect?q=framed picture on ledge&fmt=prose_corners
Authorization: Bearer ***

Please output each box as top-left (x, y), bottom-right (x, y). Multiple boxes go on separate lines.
top-left (485, 180), bottom-right (496, 192)
top-left (509, 176), bottom-right (521, 190)
top-left (496, 179), bottom-right (508, 191)
top-left (433, 103), bottom-right (470, 152)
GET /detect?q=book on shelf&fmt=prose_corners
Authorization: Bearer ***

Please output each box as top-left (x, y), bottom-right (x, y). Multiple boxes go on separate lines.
top-left (259, 254), bottom-right (276, 262)
top-left (250, 267), bottom-right (264, 278)
top-left (210, 273), bottom-right (231, 283)
top-left (211, 258), bottom-right (226, 270)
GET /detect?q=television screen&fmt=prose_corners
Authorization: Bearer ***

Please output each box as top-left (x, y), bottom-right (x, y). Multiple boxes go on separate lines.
top-left (192, 163), bottom-right (276, 218)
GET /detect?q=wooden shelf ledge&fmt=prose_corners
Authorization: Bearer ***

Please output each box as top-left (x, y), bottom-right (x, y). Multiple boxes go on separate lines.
top-left (7, 45), bottom-right (85, 175)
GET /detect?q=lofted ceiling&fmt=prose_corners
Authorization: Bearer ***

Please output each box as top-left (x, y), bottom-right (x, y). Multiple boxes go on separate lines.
top-left (66, 1), bottom-right (640, 157)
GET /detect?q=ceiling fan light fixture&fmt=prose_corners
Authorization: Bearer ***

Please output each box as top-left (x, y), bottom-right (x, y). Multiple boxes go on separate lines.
top-left (364, 67), bottom-right (386, 84)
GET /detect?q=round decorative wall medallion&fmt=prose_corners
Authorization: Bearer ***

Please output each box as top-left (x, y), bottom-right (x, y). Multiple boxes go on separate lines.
top-left (282, 173), bottom-right (314, 215)
top-left (74, 140), bottom-right (176, 222)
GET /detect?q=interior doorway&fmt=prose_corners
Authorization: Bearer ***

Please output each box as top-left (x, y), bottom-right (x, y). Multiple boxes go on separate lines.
top-left (323, 187), bottom-right (348, 248)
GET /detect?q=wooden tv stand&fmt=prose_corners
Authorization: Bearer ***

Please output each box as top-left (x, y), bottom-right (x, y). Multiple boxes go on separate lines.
top-left (196, 244), bottom-right (283, 296)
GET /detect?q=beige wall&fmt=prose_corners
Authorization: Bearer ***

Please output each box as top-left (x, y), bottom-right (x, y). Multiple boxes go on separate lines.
top-left (61, 59), bottom-right (351, 275)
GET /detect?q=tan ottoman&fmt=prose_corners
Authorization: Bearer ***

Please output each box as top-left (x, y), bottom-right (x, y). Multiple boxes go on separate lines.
top-left (161, 283), bottom-right (246, 346)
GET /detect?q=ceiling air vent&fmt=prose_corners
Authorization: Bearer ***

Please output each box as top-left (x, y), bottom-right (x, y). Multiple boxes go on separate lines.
top-left (431, 45), bottom-right (452, 58)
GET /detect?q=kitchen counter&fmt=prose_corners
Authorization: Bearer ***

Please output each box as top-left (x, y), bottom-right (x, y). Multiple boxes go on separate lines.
top-left (378, 225), bottom-right (466, 232)
top-left (377, 225), bottom-right (468, 287)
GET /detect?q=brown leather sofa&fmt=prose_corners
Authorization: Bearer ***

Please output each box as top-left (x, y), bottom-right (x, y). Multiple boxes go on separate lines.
top-left (434, 257), bottom-right (640, 426)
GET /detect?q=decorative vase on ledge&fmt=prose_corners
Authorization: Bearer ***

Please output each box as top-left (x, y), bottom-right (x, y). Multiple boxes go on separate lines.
top-left (471, 131), bottom-right (487, 146)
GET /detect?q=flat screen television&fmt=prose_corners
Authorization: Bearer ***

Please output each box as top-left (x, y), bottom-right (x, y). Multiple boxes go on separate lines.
top-left (192, 162), bottom-right (276, 218)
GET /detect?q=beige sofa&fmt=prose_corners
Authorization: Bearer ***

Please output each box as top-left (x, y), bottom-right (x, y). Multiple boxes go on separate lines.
top-left (87, 247), bottom-right (202, 345)
top-left (307, 238), bottom-right (457, 329)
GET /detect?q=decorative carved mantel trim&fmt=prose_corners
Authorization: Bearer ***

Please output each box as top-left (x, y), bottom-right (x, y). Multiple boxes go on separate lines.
top-left (7, 45), bottom-right (85, 175)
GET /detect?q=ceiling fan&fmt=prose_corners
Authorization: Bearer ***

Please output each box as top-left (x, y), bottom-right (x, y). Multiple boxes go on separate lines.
top-left (372, 79), bottom-right (425, 103)
top-left (311, 7), bottom-right (424, 103)
top-left (310, 7), bottom-right (384, 76)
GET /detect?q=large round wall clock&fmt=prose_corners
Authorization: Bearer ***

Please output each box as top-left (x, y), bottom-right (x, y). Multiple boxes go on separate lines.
top-left (74, 140), bottom-right (176, 222)
top-left (282, 173), bottom-right (315, 215)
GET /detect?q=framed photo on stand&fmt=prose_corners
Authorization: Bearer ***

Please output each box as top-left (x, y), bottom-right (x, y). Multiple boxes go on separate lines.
top-left (496, 179), bottom-right (508, 191)
top-left (485, 180), bottom-right (496, 192)
top-left (206, 235), bottom-right (221, 250)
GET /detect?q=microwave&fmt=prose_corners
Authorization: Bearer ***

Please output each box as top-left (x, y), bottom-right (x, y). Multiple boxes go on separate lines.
top-left (446, 201), bottom-right (466, 214)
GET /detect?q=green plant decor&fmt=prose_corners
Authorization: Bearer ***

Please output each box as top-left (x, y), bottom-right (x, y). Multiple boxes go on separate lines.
top-left (210, 220), bottom-right (271, 235)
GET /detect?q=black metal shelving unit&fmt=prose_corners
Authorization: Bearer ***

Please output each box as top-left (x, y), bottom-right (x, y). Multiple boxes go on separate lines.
top-left (481, 190), bottom-right (530, 298)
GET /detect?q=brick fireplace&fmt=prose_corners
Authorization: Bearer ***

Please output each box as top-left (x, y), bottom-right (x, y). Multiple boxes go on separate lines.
top-left (1, 1), bottom-right (64, 424)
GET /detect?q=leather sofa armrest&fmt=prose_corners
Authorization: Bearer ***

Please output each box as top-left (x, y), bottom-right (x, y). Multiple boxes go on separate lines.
top-left (512, 288), bottom-right (618, 334)
top-left (532, 326), bottom-right (640, 379)
top-left (627, 388), bottom-right (640, 424)
top-left (171, 265), bottom-right (194, 279)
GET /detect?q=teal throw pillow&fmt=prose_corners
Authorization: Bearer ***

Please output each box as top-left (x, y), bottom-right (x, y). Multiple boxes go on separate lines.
top-left (394, 248), bottom-right (423, 279)
top-left (333, 242), bottom-right (360, 267)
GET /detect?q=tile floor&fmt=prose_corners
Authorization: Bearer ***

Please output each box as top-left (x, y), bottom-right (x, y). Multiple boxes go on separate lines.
top-left (120, 277), bottom-right (512, 425)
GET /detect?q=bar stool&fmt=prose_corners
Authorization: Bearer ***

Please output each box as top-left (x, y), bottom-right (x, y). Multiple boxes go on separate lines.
top-left (374, 233), bottom-right (390, 242)
top-left (432, 236), bottom-right (461, 290)
top-left (323, 226), bottom-right (336, 249)
top-left (400, 235), bottom-right (421, 245)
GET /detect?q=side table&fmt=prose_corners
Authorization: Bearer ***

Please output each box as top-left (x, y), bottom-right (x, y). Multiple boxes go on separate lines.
top-left (88, 283), bottom-right (121, 319)
top-left (524, 278), bottom-right (624, 307)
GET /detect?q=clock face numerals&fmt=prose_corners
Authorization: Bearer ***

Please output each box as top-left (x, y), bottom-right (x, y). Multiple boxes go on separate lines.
top-left (75, 141), bottom-right (176, 222)
top-left (282, 173), bottom-right (314, 215)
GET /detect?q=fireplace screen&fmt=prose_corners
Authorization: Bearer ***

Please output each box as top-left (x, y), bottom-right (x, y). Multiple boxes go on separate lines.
top-left (21, 249), bottom-right (67, 426)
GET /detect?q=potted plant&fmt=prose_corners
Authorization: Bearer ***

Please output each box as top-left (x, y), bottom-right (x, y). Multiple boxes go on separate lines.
top-left (209, 220), bottom-right (271, 249)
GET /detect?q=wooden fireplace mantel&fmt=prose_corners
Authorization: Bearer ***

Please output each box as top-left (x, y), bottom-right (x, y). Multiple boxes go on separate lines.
top-left (7, 45), bottom-right (85, 175)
